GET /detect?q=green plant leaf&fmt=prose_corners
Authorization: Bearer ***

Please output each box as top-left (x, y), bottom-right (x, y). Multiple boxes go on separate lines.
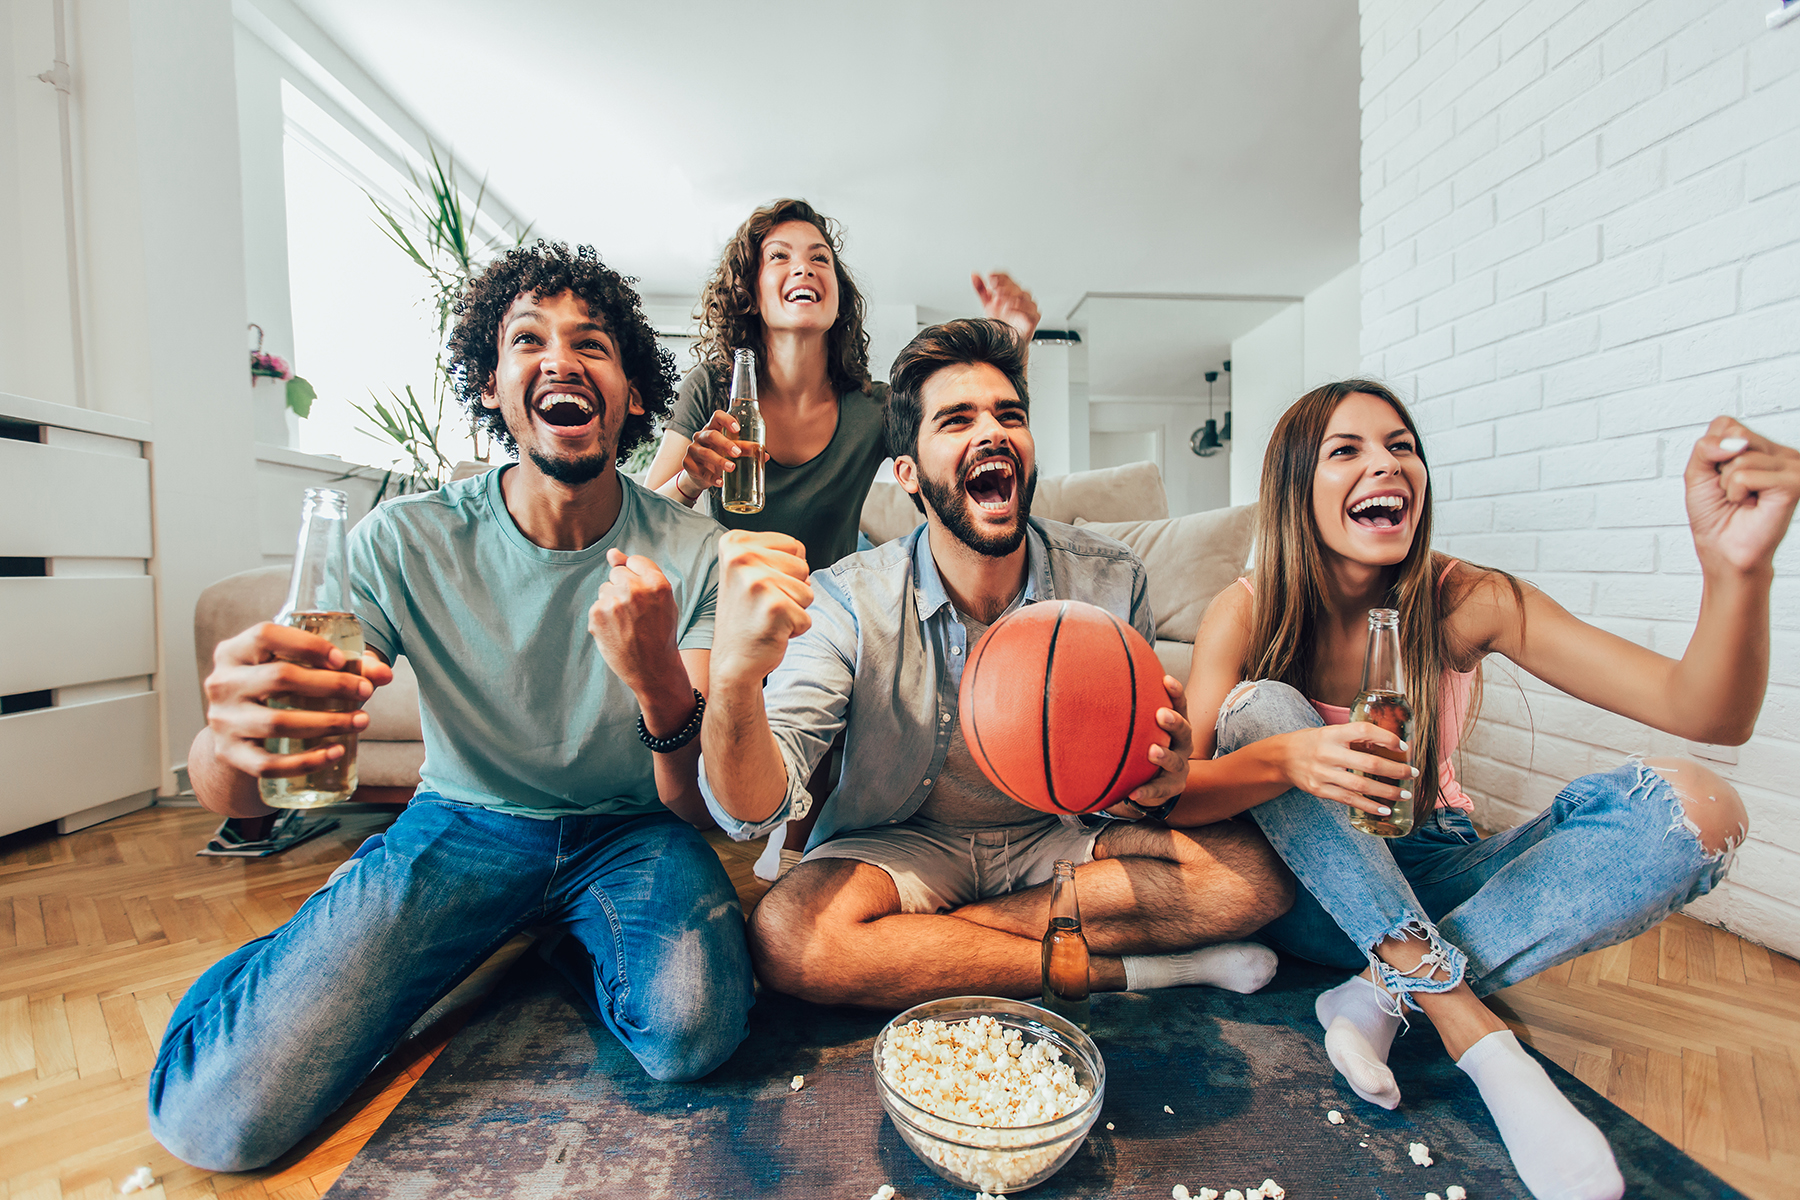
top-left (286, 376), bottom-right (316, 418)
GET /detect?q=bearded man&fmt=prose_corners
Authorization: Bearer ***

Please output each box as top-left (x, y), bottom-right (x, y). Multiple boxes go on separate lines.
top-left (701, 318), bottom-right (1294, 1008)
top-left (150, 243), bottom-right (752, 1171)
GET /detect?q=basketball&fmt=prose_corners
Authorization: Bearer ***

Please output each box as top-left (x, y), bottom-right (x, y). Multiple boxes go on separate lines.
top-left (959, 600), bottom-right (1172, 815)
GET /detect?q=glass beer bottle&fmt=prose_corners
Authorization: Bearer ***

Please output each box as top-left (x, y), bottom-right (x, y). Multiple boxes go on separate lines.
top-left (1348, 607), bottom-right (1415, 837)
top-left (1041, 860), bottom-right (1091, 1029)
top-left (720, 347), bottom-right (766, 514)
top-left (259, 487), bottom-right (363, 810)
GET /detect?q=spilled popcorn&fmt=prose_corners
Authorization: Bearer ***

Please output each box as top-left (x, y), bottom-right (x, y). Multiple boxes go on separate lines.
top-left (1260, 1181), bottom-right (1287, 1199)
top-left (878, 1014), bottom-right (1091, 1193)
top-left (789, 1074), bottom-right (805, 1091)
top-left (1409, 1141), bottom-right (1434, 1167)
top-left (975, 1194), bottom-right (1008, 1200)
top-left (1224, 1191), bottom-right (1244, 1200)
top-left (1180, 1179), bottom-right (1283, 1200)
top-left (1172, 1188), bottom-right (1190, 1200)
top-left (119, 1165), bottom-right (156, 1195)
top-left (1196, 1191), bottom-right (1220, 1200)
top-left (868, 1187), bottom-right (895, 1200)
top-left (1427, 1194), bottom-right (1441, 1200)
top-left (1446, 1188), bottom-right (1467, 1199)
top-left (1326, 1109), bottom-right (1344, 1124)
top-left (1164, 1104), bottom-right (1175, 1114)
top-left (1106, 1122), bottom-right (1115, 1130)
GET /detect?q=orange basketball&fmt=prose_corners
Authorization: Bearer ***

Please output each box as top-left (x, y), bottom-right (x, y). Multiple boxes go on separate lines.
top-left (959, 600), bottom-right (1171, 815)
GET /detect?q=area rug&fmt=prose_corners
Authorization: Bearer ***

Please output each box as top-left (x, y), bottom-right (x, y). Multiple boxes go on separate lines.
top-left (329, 954), bottom-right (1741, 1198)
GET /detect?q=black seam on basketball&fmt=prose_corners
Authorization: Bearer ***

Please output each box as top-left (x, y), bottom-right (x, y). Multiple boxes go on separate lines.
top-left (1091, 610), bottom-right (1137, 809)
top-left (965, 619), bottom-right (1028, 806)
top-left (1043, 602), bottom-right (1075, 813)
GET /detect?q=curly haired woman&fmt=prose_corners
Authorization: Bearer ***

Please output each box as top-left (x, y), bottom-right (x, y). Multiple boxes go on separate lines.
top-left (645, 198), bottom-right (1039, 574)
top-left (1171, 380), bottom-right (1798, 1199)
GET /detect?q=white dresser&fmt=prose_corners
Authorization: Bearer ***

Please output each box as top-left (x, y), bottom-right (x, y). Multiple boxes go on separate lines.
top-left (0, 392), bottom-right (161, 836)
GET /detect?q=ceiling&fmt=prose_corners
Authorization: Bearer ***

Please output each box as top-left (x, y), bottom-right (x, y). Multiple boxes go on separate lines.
top-left (287, 0), bottom-right (1360, 397)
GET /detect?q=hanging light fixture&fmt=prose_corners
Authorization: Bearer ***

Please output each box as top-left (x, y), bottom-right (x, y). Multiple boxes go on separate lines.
top-left (1219, 359), bottom-right (1232, 442)
top-left (1191, 370), bottom-right (1221, 456)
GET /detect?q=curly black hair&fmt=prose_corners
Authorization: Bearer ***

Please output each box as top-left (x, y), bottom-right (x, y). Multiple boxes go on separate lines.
top-left (448, 241), bottom-right (676, 461)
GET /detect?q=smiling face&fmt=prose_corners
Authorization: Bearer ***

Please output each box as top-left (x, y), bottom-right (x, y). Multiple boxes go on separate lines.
top-left (753, 220), bottom-right (839, 335)
top-left (1310, 391), bottom-right (1428, 568)
top-left (900, 362), bottom-right (1038, 557)
top-left (482, 289), bottom-right (643, 486)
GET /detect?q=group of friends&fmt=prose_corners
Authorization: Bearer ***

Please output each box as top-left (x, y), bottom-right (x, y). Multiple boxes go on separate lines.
top-left (148, 200), bottom-right (1799, 1200)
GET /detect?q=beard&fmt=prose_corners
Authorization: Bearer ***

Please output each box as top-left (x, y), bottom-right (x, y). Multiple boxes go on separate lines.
top-left (527, 446), bottom-right (611, 485)
top-left (918, 452), bottom-right (1038, 558)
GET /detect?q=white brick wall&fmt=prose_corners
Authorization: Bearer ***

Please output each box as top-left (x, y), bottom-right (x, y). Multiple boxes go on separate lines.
top-left (1361, 0), bottom-right (1800, 955)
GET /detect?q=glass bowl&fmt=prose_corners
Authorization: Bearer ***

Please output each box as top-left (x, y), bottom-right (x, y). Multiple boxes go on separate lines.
top-left (873, 996), bottom-right (1106, 1194)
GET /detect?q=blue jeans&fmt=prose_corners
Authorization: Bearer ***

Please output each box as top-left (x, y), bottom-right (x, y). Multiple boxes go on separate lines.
top-left (148, 796), bottom-right (754, 1171)
top-left (1218, 681), bottom-right (1731, 1005)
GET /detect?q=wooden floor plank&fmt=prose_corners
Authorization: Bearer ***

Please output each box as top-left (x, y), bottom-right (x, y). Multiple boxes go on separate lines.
top-left (1719, 1046), bottom-right (1770, 1160)
top-left (1607, 1047), bottom-right (1648, 1121)
top-left (0, 996), bottom-right (34, 1077)
top-left (26, 997), bottom-right (76, 1081)
top-left (1645, 1048), bottom-right (1685, 1144)
top-left (1682, 1048), bottom-right (1729, 1161)
top-left (1756, 1048), bottom-right (1800, 1157)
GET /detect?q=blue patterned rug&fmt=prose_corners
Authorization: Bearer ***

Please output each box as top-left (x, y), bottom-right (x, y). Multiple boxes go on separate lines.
top-left (328, 954), bottom-right (1741, 1198)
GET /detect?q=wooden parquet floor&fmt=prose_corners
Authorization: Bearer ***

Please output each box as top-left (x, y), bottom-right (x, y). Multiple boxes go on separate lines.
top-left (0, 806), bottom-right (1794, 1200)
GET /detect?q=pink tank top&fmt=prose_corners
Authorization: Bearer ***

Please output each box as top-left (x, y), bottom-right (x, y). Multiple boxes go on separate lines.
top-left (1235, 567), bottom-right (1476, 813)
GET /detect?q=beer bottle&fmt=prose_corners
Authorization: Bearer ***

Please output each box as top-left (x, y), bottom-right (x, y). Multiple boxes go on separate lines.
top-left (1348, 607), bottom-right (1415, 837)
top-left (259, 487), bottom-right (364, 809)
top-left (720, 348), bottom-right (766, 514)
top-left (1041, 860), bottom-right (1091, 1029)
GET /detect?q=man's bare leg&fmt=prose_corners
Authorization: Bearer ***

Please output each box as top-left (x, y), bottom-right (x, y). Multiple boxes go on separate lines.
top-left (952, 820), bottom-right (1292, 954)
top-left (747, 821), bottom-right (1293, 1009)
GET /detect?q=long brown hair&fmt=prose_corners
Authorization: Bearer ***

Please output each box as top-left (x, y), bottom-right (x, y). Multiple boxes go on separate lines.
top-left (692, 198), bottom-right (872, 396)
top-left (1245, 379), bottom-right (1504, 811)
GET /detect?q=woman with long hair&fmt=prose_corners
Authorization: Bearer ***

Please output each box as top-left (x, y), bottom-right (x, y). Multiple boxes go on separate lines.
top-left (645, 197), bottom-right (1038, 574)
top-left (1172, 380), bottom-right (1798, 1200)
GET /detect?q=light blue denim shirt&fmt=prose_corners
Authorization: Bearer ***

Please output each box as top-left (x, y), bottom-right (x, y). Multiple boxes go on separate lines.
top-left (701, 517), bottom-right (1155, 849)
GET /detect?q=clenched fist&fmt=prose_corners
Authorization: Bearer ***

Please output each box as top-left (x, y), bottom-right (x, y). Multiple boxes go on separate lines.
top-left (588, 549), bottom-right (683, 693)
top-left (712, 530), bottom-right (813, 686)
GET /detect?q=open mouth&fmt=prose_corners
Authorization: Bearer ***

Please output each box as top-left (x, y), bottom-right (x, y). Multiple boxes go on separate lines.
top-left (783, 286), bottom-right (821, 304)
top-left (534, 389), bottom-right (597, 429)
top-left (964, 456), bottom-right (1017, 514)
top-left (1348, 492), bottom-right (1409, 529)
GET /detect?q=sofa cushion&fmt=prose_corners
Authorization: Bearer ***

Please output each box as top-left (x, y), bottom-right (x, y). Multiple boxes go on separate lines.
top-left (1076, 504), bottom-right (1257, 643)
top-left (859, 460), bottom-right (1173, 546)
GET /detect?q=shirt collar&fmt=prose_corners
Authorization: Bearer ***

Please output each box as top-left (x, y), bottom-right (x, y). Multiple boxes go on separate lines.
top-left (911, 520), bottom-right (1051, 622)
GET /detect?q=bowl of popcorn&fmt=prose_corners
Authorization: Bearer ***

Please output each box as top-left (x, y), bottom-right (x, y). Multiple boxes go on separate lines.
top-left (873, 996), bottom-right (1105, 1194)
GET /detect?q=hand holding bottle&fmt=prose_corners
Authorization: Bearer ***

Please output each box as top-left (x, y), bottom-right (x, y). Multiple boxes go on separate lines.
top-left (1269, 722), bottom-right (1414, 816)
top-left (203, 622), bottom-right (390, 781)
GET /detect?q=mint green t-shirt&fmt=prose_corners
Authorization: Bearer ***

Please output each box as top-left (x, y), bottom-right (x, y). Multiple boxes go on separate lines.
top-left (347, 466), bottom-right (721, 818)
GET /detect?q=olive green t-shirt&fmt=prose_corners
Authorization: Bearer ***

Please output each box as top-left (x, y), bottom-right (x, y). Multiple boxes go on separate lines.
top-left (666, 365), bottom-right (890, 574)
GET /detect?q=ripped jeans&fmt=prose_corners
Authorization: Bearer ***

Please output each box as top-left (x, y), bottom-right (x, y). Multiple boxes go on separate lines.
top-left (1220, 680), bottom-right (1732, 1008)
top-left (147, 796), bottom-right (754, 1171)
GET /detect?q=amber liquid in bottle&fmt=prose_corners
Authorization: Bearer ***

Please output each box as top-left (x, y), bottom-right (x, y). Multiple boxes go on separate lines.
top-left (1041, 860), bottom-right (1091, 1028)
top-left (1347, 608), bottom-right (1416, 837)
top-left (720, 348), bottom-right (766, 514)
top-left (258, 487), bottom-right (363, 810)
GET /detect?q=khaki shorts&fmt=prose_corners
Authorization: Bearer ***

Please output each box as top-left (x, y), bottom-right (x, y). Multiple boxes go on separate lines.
top-left (802, 818), bottom-right (1102, 914)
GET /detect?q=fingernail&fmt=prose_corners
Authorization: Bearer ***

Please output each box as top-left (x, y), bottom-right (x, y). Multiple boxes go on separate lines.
top-left (1400, 790), bottom-right (1413, 801)
top-left (1720, 437), bottom-right (1748, 453)
top-left (1377, 806), bottom-right (1392, 816)
top-left (1410, 766), bottom-right (1420, 778)
top-left (1398, 740), bottom-right (1409, 751)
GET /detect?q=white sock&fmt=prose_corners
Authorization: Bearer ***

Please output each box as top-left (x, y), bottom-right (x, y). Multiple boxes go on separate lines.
top-left (1121, 942), bottom-right (1278, 994)
top-left (1457, 1030), bottom-right (1624, 1200)
top-left (1316, 975), bottom-right (1403, 1110)
top-left (753, 826), bottom-right (789, 882)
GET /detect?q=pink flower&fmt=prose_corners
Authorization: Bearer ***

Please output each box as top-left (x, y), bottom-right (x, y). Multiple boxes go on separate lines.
top-left (250, 351), bottom-right (293, 381)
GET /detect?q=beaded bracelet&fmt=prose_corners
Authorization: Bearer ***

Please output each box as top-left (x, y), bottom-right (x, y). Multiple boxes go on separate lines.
top-left (637, 688), bottom-right (705, 753)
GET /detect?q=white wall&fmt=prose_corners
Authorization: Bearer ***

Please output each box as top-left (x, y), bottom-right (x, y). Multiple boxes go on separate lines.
top-left (1228, 264), bottom-right (1364, 507)
top-left (1361, 0), bottom-right (1800, 954)
top-left (1089, 397), bottom-right (1227, 516)
top-left (1229, 305), bottom-right (1305, 506)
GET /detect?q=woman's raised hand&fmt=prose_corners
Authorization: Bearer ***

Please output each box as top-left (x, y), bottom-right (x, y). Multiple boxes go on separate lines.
top-left (972, 272), bottom-right (1042, 345)
top-left (1273, 723), bottom-right (1418, 816)
top-left (1686, 417), bottom-right (1800, 575)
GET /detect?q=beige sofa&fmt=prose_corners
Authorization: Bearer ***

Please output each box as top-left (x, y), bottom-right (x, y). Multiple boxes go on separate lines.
top-left (857, 460), bottom-right (1257, 682)
top-left (192, 460), bottom-right (1251, 796)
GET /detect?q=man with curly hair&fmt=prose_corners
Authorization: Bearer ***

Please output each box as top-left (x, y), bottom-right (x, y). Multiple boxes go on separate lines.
top-left (149, 242), bottom-right (753, 1172)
